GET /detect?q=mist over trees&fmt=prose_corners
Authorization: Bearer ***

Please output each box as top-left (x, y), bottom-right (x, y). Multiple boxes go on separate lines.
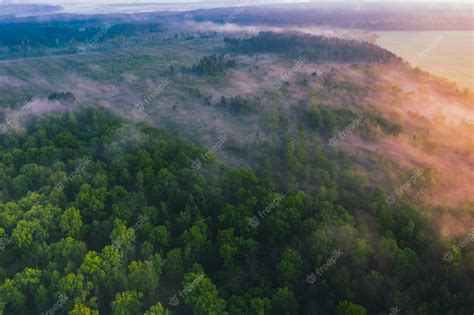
top-left (0, 5), bottom-right (472, 314)
top-left (225, 32), bottom-right (401, 63)
top-left (0, 108), bottom-right (470, 314)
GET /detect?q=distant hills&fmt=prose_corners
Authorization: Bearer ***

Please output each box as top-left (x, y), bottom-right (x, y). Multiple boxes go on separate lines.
top-left (0, 4), bottom-right (62, 17)
top-left (1, 2), bottom-right (472, 31)
top-left (188, 2), bottom-right (474, 31)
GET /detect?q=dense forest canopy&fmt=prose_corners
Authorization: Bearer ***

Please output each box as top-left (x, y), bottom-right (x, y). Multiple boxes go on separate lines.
top-left (224, 32), bottom-right (401, 64)
top-left (0, 21), bottom-right (162, 47)
top-left (188, 54), bottom-right (237, 76)
top-left (0, 108), bottom-right (471, 314)
top-left (0, 20), bottom-right (163, 59)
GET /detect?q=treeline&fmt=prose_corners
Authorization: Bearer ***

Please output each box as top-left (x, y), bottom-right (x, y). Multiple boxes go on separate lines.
top-left (47, 92), bottom-right (76, 103)
top-left (224, 32), bottom-right (401, 64)
top-left (188, 54), bottom-right (237, 76)
top-left (219, 95), bottom-right (260, 113)
top-left (0, 20), bottom-right (162, 51)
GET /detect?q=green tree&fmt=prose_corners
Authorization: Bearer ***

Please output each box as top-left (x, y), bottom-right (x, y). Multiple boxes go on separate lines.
top-left (0, 279), bottom-right (26, 313)
top-left (111, 290), bottom-right (143, 315)
top-left (127, 257), bottom-right (162, 297)
top-left (60, 207), bottom-right (83, 238)
top-left (250, 297), bottom-right (271, 315)
top-left (144, 302), bottom-right (171, 315)
top-left (150, 225), bottom-right (170, 249)
top-left (11, 220), bottom-right (47, 248)
top-left (335, 301), bottom-right (367, 315)
top-left (58, 273), bottom-right (93, 308)
top-left (69, 304), bottom-right (99, 315)
top-left (47, 237), bottom-right (87, 273)
top-left (276, 248), bottom-right (302, 286)
top-left (165, 248), bottom-right (185, 281)
top-left (182, 219), bottom-right (210, 261)
top-left (394, 247), bottom-right (419, 279)
top-left (271, 288), bottom-right (299, 315)
top-left (182, 271), bottom-right (227, 315)
top-left (309, 106), bottom-right (323, 129)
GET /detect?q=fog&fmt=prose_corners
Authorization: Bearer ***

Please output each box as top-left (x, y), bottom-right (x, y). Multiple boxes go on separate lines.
top-left (1, 1), bottom-right (311, 15)
top-left (183, 20), bottom-right (375, 42)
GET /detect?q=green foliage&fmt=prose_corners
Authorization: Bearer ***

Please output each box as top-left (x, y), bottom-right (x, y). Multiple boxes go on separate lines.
top-left (271, 287), bottom-right (299, 315)
top-left (47, 92), bottom-right (76, 103)
top-left (69, 303), bottom-right (99, 315)
top-left (336, 301), bottom-right (367, 315)
top-left (0, 20), bottom-right (163, 60)
top-left (111, 290), bottom-right (143, 315)
top-left (219, 95), bottom-right (261, 114)
top-left (225, 32), bottom-right (400, 63)
top-left (144, 302), bottom-right (171, 315)
top-left (182, 271), bottom-right (227, 315)
top-left (189, 54), bottom-right (236, 76)
top-left (60, 207), bottom-right (83, 238)
top-left (276, 248), bottom-right (302, 286)
top-left (0, 108), bottom-right (470, 314)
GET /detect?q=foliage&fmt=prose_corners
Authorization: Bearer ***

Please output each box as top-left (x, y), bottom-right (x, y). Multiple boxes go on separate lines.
top-left (225, 32), bottom-right (401, 63)
top-left (189, 54), bottom-right (236, 76)
top-left (0, 108), bottom-right (470, 314)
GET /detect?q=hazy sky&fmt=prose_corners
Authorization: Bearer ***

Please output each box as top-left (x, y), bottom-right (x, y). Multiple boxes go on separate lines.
top-left (5, 0), bottom-right (473, 3)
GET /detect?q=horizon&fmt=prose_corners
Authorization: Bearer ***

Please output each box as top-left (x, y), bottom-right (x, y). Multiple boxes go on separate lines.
top-left (3, 0), bottom-right (473, 4)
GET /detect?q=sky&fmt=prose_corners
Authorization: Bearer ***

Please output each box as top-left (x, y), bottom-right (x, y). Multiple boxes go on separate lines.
top-left (3, 0), bottom-right (473, 4)
top-left (2, 0), bottom-right (472, 15)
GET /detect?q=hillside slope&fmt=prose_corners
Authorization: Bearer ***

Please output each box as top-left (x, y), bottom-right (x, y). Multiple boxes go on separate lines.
top-left (0, 28), bottom-right (473, 314)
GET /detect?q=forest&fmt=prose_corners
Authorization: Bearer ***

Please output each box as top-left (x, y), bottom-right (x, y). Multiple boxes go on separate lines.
top-left (0, 5), bottom-right (472, 314)
top-left (0, 108), bottom-right (471, 314)
top-left (224, 32), bottom-right (400, 63)
top-left (189, 54), bottom-right (237, 76)
top-left (0, 20), bottom-right (163, 59)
